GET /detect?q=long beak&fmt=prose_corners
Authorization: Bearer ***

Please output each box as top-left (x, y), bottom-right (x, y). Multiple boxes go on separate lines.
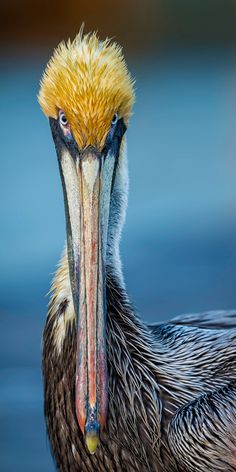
top-left (59, 145), bottom-right (115, 454)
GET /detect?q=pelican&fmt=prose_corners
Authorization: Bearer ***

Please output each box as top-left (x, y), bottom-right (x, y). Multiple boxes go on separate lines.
top-left (38, 31), bottom-right (236, 472)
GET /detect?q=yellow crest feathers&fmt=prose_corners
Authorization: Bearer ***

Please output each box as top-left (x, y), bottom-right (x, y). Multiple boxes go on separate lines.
top-left (38, 32), bottom-right (135, 149)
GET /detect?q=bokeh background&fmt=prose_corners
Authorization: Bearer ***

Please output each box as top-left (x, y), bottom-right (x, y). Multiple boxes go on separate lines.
top-left (1, 1), bottom-right (236, 471)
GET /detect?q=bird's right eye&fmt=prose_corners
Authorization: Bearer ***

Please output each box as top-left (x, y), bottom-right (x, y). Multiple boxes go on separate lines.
top-left (111, 113), bottom-right (119, 126)
top-left (59, 111), bottom-right (68, 127)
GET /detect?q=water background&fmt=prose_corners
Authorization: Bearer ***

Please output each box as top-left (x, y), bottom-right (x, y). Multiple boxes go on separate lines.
top-left (1, 46), bottom-right (236, 471)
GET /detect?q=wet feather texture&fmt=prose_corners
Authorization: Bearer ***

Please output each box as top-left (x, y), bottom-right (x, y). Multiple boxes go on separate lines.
top-left (40, 31), bottom-right (236, 472)
top-left (43, 263), bottom-right (236, 471)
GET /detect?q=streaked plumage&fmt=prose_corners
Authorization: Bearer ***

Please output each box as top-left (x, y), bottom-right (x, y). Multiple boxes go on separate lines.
top-left (39, 31), bottom-right (236, 472)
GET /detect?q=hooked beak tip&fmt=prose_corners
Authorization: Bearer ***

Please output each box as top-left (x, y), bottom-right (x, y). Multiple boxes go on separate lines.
top-left (85, 420), bottom-right (100, 454)
top-left (85, 432), bottom-right (100, 454)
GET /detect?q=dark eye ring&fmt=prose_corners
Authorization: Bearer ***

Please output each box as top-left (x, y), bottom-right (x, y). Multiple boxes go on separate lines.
top-left (59, 111), bottom-right (68, 127)
top-left (111, 113), bottom-right (119, 126)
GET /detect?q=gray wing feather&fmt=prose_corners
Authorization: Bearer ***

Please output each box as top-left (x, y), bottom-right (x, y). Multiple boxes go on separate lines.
top-left (148, 310), bottom-right (236, 334)
top-left (168, 381), bottom-right (236, 471)
top-left (169, 309), bottom-right (236, 329)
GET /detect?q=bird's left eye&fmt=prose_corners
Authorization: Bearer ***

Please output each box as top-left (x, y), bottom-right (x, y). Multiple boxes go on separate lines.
top-left (59, 111), bottom-right (68, 127)
top-left (111, 113), bottom-right (119, 126)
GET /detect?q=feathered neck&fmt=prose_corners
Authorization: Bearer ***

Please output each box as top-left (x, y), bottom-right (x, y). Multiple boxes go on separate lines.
top-left (103, 270), bottom-right (163, 461)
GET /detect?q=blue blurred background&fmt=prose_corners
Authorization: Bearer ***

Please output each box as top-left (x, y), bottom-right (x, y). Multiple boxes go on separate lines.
top-left (1, 1), bottom-right (236, 470)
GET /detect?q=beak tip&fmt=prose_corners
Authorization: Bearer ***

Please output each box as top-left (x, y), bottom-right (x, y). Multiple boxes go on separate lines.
top-left (85, 432), bottom-right (100, 454)
top-left (85, 419), bottom-right (100, 454)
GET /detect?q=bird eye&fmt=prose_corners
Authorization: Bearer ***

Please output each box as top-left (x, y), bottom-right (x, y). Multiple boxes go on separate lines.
top-left (59, 111), bottom-right (68, 127)
top-left (111, 113), bottom-right (119, 126)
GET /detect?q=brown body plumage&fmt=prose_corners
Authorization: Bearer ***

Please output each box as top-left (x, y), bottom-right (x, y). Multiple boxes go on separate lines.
top-left (40, 32), bottom-right (236, 471)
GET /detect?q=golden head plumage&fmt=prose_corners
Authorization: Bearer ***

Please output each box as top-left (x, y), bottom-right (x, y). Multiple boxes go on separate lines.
top-left (38, 31), bottom-right (135, 149)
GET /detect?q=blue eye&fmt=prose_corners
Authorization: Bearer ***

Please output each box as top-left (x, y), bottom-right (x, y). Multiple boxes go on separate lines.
top-left (111, 113), bottom-right (119, 126)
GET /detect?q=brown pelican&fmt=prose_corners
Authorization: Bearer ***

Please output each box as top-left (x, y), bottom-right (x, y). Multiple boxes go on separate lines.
top-left (38, 31), bottom-right (236, 472)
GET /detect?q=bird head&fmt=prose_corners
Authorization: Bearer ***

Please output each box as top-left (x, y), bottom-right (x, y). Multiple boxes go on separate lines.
top-left (38, 31), bottom-right (135, 454)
